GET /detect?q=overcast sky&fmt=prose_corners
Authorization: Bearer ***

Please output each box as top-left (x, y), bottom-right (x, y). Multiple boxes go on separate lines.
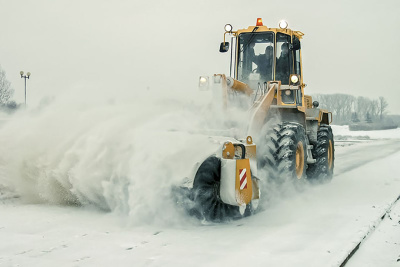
top-left (1, 0), bottom-right (400, 114)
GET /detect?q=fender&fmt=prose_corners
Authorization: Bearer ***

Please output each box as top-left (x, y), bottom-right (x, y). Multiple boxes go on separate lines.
top-left (220, 158), bottom-right (253, 207)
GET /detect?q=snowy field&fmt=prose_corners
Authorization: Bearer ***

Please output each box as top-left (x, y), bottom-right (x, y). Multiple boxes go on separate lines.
top-left (0, 99), bottom-right (400, 266)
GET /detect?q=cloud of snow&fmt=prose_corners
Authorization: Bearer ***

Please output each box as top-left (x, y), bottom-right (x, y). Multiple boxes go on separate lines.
top-left (0, 81), bottom-right (255, 225)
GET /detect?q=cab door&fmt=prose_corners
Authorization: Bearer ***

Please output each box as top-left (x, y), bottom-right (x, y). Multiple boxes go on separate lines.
top-left (292, 35), bottom-right (303, 106)
top-left (275, 33), bottom-right (293, 84)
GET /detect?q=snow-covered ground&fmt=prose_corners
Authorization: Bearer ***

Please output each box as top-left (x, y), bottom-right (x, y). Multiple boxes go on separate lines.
top-left (346, 198), bottom-right (400, 267)
top-left (334, 125), bottom-right (400, 140)
top-left (0, 101), bottom-right (399, 266)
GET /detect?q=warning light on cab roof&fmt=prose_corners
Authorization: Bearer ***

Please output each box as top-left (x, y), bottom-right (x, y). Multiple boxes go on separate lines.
top-left (256, 18), bottom-right (263, 26)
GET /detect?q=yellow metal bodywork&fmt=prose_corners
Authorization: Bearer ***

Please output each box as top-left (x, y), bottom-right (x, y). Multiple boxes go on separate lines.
top-left (225, 24), bottom-right (306, 113)
top-left (219, 137), bottom-right (257, 206)
top-left (304, 94), bottom-right (334, 125)
top-left (235, 158), bottom-right (253, 205)
top-left (227, 78), bottom-right (253, 96)
top-left (318, 109), bottom-right (333, 125)
top-left (304, 95), bottom-right (313, 109)
top-left (297, 106), bottom-right (306, 113)
top-left (232, 26), bottom-right (304, 40)
top-left (222, 141), bottom-right (235, 159)
top-left (245, 136), bottom-right (256, 159)
top-left (247, 82), bottom-right (277, 136)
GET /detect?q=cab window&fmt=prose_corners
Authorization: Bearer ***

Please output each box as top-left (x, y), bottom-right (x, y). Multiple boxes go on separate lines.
top-left (276, 33), bottom-right (293, 84)
top-left (293, 36), bottom-right (301, 76)
top-left (237, 32), bottom-right (274, 85)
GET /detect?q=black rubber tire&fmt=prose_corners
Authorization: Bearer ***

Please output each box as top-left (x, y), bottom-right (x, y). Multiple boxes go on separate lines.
top-left (258, 122), bottom-right (308, 181)
top-left (257, 124), bottom-right (280, 172)
top-left (191, 156), bottom-right (241, 222)
top-left (306, 125), bottom-right (335, 182)
top-left (275, 122), bottom-right (308, 180)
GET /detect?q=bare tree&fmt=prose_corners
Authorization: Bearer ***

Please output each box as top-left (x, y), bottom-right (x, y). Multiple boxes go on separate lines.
top-left (378, 96), bottom-right (388, 120)
top-left (0, 65), bottom-right (14, 105)
top-left (355, 96), bottom-right (372, 121)
top-left (335, 94), bottom-right (355, 123)
top-left (370, 99), bottom-right (379, 120)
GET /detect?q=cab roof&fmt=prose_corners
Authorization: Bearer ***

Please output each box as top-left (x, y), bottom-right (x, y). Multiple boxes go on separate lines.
top-left (233, 26), bottom-right (304, 40)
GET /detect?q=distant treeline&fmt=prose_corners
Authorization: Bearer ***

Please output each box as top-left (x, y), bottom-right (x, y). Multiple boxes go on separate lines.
top-left (311, 94), bottom-right (396, 125)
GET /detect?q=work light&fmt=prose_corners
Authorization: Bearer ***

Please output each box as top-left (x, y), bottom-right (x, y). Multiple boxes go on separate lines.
top-left (224, 24), bottom-right (233, 32)
top-left (279, 20), bottom-right (288, 29)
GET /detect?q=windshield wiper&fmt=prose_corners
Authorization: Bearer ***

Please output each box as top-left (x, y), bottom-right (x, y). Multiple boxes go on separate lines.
top-left (240, 27), bottom-right (259, 53)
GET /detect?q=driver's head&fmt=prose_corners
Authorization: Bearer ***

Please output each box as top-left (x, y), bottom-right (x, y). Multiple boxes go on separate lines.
top-left (265, 46), bottom-right (273, 57)
top-left (281, 43), bottom-right (289, 55)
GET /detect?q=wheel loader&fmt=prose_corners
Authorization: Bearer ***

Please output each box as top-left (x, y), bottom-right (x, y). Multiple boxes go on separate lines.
top-left (181, 18), bottom-right (334, 222)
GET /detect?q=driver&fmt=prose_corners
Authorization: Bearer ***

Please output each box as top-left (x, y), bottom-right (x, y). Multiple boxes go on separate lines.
top-left (256, 46), bottom-right (273, 81)
top-left (276, 43), bottom-right (290, 83)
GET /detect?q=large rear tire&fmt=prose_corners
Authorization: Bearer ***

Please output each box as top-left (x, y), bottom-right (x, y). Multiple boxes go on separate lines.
top-left (192, 156), bottom-right (241, 222)
top-left (306, 125), bottom-right (334, 182)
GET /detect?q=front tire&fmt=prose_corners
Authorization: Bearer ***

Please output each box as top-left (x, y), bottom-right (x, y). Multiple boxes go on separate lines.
top-left (191, 156), bottom-right (240, 222)
top-left (276, 122), bottom-right (308, 180)
top-left (258, 122), bottom-right (308, 181)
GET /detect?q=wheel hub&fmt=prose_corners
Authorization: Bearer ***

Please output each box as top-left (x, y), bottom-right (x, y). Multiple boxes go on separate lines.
top-left (295, 141), bottom-right (304, 179)
top-left (328, 140), bottom-right (333, 169)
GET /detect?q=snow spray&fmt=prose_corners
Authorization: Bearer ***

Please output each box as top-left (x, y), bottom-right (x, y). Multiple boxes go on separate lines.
top-left (0, 83), bottom-right (248, 225)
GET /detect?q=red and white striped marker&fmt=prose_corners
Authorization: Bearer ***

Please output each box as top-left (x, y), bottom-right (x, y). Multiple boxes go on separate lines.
top-left (239, 168), bottom-right (247, 190)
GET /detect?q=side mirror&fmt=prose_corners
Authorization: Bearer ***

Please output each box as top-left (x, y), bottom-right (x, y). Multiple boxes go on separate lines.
top-left (292, 37), bottom-right (301, 51)
top-left (219, 42), bottom-right (229, 53)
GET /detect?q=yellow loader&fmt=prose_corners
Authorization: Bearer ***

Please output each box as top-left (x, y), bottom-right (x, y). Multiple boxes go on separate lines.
top-left (182, 18), bottom-right (334, 222)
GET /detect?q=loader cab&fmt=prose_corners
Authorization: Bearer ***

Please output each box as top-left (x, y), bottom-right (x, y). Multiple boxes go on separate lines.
top-left (236, 31), bottom-right (300, 87)
top-left (220, 19), bottom-right (304, 107)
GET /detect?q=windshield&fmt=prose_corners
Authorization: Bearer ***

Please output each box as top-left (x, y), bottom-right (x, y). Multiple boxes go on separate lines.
top-left (237, 32), bottom-right (274, 86)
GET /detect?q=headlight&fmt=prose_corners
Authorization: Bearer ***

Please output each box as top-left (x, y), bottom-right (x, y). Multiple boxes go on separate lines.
top-left (285, 90), bottom-right (291, 96)
top-left (279, 20), bottom-right (288, 29)
top-left (290, 75), bottom-right (299, 84)
top-left (199, 76), bottom-right (208, 83)
top-left (224, 24), bottom-right (233, 32)
top-left (198, 76), bottom-right (209, 90)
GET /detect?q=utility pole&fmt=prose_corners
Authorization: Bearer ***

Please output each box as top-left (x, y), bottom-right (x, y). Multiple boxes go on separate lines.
top-left (20, 71), bottom-right (31, 108)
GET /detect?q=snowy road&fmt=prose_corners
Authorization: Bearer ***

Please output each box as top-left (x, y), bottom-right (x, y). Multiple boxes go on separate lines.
top-left (0, 126), bottom-right (400, 267)
top-left (335, 139), bottom-right (400, 176)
